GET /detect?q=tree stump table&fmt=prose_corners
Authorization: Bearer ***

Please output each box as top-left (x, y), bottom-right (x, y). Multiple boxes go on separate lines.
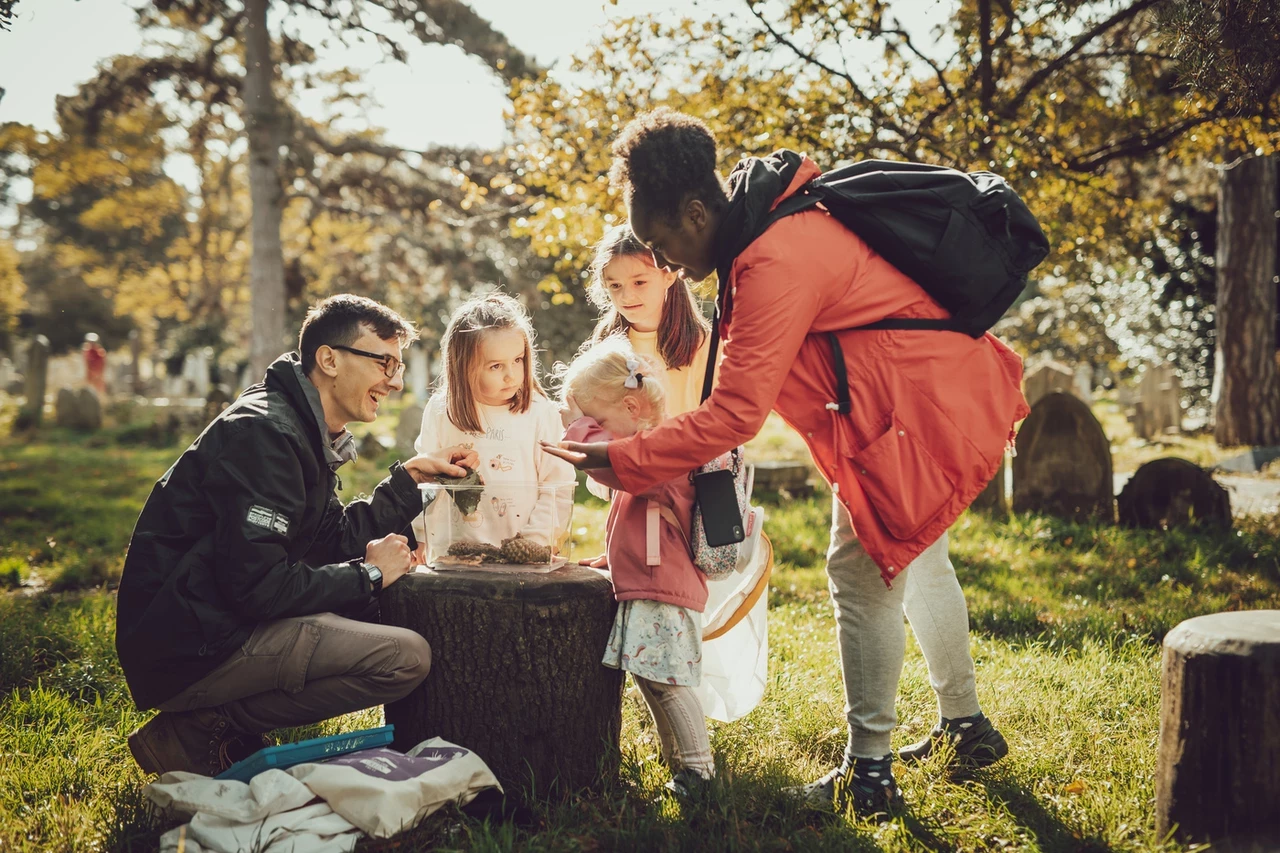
top-left (380, 566), bottom-right (623, 803)
top-left (1156, 610), bottom-right (1280, 843)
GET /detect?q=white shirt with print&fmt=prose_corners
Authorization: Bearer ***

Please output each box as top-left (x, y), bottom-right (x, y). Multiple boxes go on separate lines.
top-left (413, 393), bottom-right (575, 559)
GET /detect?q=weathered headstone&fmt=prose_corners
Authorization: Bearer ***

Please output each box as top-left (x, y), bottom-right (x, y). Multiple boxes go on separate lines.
top-left (1023, 360), bottom-right (1075, 406)
top-left (382, 567), bottom-right (624, 803)
top-left (19, 335), bottom-right (51, 428)
top-left (1157, 611), bottom-right (1280, 844)
top-left (1214, 446), bottom-right (1280, 475)
top-left (751, 461), bottom-right (814, 498)
top-left (1012, 392), bottom-right (1114, 521)
top-left (1132, 364), bottom-right (1182, 439)
top-left (1117, 457), bottom-right (1231, 530)
top-left (128, 330), bottom-right (144, 396)
top-left (407, 346), bottom-right (429, 403)
top-left (55, 387), bottom-right (103, 431)
top-left (203, 386), bottom-right (233, 424)
top-left (969, 455), bottom-right (1008, 514)
top-left (1073, 364), bottom-right (1093, 404)
top-left (358, 431), bottom-right (388, 459)
top-left (186, 348), bottom-right (211, 398)
top-left (396, 402), bottom-right (426, 457)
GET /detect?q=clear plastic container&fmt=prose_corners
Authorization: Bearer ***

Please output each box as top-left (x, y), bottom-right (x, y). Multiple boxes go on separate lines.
top-left (418, 480), bottom-right (576, 571)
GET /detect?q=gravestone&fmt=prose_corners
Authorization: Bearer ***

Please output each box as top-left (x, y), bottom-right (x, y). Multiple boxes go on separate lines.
top-left (1157, 611), bottom-right (1280, 844)
top-left (1073, 364), bottom-right (1093, 404)
top-left (203, 386), bottom-right (233, 424)
top-left (1023, 360), bottom-right (1075, 406)
top-left (55, 388), bottom-right (103, 431)
top-left (969, 455), bottom-right (1008, 514)
top-left (358, 432), bottom-right (388, 459)
top-left (1214, 446), bottom-right (1280, 475)
top-left (19, 335), bottom-right (50, 428)
top-left (407, 346), bottom-right (429, 403)
top-left (382, 567), bottom-right (623, 803)
top-left (1132, 364), bottom-right (1181, 439)
top-left (128, 330), bottom-right (144, 396)
top-left (396, 402), bottom-right (426, 457)
top-left (751, 461), bottom-right (814, 498)
top-left (1117, 457), bottom-right (1231, 530)
top-left (1012, 392), bottom-right (1114, 521)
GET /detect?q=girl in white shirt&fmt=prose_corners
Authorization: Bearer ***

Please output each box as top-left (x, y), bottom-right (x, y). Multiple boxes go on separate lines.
top-left (414, 293), bottom-right (574, 563)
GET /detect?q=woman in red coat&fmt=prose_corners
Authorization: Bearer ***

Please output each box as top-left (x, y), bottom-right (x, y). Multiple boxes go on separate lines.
top-left (545, 108), bottom-right (1030, 816)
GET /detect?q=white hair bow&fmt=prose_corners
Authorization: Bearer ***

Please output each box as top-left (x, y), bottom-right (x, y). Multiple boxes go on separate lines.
top-left (624, 357), bottom-right (644, 389)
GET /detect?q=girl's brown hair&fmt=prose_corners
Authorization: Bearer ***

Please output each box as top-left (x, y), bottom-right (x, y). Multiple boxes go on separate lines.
top-left (439, 292), bottom-right (545, 434)
top-left (587, 224), bottom-right (710, 370)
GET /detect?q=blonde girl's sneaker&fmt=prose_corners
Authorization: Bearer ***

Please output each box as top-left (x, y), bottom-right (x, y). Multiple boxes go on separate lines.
top-left (897, 712), bottom-right (1009, 769)
top-left (787, 754), bottom-right (904, 818)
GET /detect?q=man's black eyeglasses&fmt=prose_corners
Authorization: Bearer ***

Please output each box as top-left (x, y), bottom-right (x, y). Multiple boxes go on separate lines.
top-left (331, 345), bottom-right (404, 379)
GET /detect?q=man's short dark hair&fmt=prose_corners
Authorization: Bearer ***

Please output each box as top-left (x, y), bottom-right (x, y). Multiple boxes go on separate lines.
top-left (298, 295), bottom-right (419, 374)
top-left (609, 107), bottom-right (728, 223)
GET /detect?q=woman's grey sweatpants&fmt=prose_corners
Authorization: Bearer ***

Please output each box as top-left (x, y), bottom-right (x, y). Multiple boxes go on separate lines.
top-left (827, 496), bottom-right (982, 759)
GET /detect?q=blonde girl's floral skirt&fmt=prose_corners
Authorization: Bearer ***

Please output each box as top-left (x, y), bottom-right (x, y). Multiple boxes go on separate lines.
top-left (602, 598), bottom-right (703, 687)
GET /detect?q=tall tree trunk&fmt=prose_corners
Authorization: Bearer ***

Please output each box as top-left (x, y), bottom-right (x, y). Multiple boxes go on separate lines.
top-left (1213, 154), bottom-right (1280, 446)
top-left (243, 0), bottom-right (287, 381)
top-left (977, 0), bottom-right (994, 165)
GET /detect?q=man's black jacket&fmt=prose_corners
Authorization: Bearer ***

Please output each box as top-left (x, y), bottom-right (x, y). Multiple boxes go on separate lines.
top-left (116, 352), bottom-right (422, 710)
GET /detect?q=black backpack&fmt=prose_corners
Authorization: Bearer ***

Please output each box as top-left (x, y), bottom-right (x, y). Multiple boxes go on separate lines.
top-left (702, 160), bottom-right (1049, 411)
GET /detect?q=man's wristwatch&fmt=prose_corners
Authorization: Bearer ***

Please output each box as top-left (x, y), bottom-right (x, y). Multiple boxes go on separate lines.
top-left (357, 561), bottom-right (383, 595)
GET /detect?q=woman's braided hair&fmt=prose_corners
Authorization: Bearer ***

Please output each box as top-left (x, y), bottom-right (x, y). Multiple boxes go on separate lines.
top-left (609, 107), bottom-right (728, 223)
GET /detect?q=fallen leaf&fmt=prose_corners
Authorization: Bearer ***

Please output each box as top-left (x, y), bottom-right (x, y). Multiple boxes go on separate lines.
top-left (1064, 779), bottom-right (1087, 795)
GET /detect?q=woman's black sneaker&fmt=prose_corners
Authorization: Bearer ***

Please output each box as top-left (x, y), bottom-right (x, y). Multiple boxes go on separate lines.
top-left (897, 713), bottom-right (1009, 769)
top-left (786, 755), bottom-right (904, 818)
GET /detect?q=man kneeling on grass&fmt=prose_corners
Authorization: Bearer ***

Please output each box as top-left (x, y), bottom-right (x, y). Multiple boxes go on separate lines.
top-left (117, 295), bottom-right (476, 776)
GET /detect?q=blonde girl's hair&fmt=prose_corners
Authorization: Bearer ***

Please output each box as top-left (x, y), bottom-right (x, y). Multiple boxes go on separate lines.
top-left (587, 224), bottom-right (710, 370)
top-left (439, 292), bottom-right (544, 434)
top-left (561, 336), bottom-right (666, 430)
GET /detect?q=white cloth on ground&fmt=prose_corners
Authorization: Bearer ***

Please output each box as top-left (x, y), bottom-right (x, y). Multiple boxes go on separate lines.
top-left (145, 738), bottom-right (501, 851)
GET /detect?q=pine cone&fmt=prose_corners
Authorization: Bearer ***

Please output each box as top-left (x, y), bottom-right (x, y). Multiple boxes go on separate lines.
top-left (447, 540), bottom-right (504, 562)
top-left (500, 535), bottom-right (552, 564)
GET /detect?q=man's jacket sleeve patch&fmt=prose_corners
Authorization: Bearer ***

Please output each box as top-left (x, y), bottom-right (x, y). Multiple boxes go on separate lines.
top-left (247, 504), bottom-right (289, 536)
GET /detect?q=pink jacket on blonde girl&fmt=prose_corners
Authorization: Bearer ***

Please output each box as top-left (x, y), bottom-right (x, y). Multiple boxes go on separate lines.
top-left (564, 417), bottom-right (706, 612)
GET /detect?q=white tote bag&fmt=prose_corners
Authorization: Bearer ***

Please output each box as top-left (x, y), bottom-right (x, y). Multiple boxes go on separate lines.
top-left (694, 508), bottom-right (772, 722)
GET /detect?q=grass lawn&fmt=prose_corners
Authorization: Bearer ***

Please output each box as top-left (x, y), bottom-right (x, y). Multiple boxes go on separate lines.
top-left (1, 416), bottom-right (1278, 852)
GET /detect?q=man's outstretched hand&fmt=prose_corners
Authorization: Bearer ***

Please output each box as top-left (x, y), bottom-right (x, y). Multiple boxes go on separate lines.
top-left (539, 440), bottom-right (612, 471)
top-left (403, 445), bottom-right (479, 483)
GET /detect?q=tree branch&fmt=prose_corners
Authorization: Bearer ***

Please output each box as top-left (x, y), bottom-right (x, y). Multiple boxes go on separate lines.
top-left (999, 0), bottom-right (1164, 120)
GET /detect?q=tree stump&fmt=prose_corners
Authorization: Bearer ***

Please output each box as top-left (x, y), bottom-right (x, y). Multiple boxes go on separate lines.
top-left (1011, 392), bottom-right (1115, 522)
top-left (380, 566), bottom-right (623, 803)
top-left (1117, 457), bottom-right (1231, 531)
top-left (1156, 610), bottom-right (1280, 843)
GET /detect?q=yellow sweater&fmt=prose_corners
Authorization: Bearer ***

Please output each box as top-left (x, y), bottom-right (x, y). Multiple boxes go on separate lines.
top-left (628, 329), bottom-right (713, 417)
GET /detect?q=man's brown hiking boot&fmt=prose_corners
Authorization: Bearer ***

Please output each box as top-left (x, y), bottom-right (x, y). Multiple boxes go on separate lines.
top-left (897, 713), bottom-right (1009, 770)
top-left (128, 708), bottom-right (267, 777)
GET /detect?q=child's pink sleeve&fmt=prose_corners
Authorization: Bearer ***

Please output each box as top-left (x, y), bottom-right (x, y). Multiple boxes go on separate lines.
top-left (562, 418), bottom-right (627, 492)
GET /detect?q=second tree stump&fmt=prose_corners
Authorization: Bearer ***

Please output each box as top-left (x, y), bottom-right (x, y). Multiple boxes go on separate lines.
top-left (381, 566), bottom-right (623, 802)
top-left (1156, 610), bottom-right (1280, 843)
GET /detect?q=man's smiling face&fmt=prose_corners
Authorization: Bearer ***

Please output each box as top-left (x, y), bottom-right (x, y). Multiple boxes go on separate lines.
top-left (328, 329), bottom-right (404, 427)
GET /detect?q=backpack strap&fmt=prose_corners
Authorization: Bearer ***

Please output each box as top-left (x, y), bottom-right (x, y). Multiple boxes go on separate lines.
top-left (649, 499), bottom-right (693, 560)
top-left (824, 332), bottom-right (852, 415)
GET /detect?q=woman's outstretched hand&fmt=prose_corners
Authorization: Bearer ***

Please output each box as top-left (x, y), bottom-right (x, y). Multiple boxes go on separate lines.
top-left (539, 440), bottom-right (612, 470)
